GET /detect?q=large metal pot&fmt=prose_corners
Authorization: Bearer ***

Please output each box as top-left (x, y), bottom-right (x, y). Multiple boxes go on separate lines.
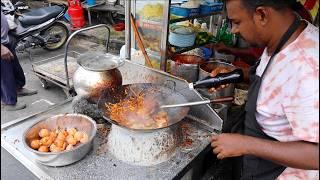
top-left (170, 54), bottom-right (205, 82)
top-left (73, 52), bottom-right (124, 102)
top-left (23, 114), bottom-right (97, 167)
top-left (197, 60), bottom-right (236, 103)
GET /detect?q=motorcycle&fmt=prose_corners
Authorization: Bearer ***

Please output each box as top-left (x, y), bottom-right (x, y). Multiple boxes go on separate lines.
top-left (1, 0), bottom-right (70, 52)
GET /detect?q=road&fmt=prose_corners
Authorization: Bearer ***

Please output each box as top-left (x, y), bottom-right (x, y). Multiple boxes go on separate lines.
top-left (1, 38), bottom-right (108, 180)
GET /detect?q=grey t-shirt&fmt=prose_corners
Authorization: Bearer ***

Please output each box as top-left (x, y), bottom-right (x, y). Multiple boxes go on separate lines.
top-left (1, 10), bottom-right (10, 44)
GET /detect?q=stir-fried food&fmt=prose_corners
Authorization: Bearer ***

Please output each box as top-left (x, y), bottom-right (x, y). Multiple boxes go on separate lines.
top-left (105, 93), bottom-right (169, 129)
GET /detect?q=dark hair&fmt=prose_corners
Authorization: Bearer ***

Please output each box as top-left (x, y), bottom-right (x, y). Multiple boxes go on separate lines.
top-left (239, 0), bottom-right (297, 12)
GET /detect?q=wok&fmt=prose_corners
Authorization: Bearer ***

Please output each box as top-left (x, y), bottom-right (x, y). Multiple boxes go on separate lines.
top-left (97, 83), bottom-right (190, 132)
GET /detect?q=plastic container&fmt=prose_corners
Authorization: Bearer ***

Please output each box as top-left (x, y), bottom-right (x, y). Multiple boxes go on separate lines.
top-left (86, 0), bottom-right (96, 6)
top-left (170, 6), bottom-right (200, 17)
top-left (200, 2), bottom-right (223, 14)
top-left (169, 25), bottom-right (196, 47)
top-left (112, 22), bottom-right (125, 31)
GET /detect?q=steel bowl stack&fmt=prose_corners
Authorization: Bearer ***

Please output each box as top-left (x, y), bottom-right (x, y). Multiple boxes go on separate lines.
top-left (23, 114), bottom-right (97, 166)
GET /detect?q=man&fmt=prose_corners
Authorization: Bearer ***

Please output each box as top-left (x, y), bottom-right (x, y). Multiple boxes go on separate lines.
top-left (211, 0), bottom-right (319, 179)
top-left (210, 0), bottom-right (313, 65)
top-left (1, 10), bottom-right (37, 111)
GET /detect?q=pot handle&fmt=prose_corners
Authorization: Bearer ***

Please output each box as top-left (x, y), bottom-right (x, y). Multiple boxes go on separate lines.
top-left (192, 68), bottom-right (243, 89)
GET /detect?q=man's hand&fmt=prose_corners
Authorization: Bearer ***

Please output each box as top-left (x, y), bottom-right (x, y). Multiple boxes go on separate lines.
top-left (211, 133), bottom-right (248, 159)
top-left (1, 44), bottom-right (14, 61)
top-left (211, 133), bottom-right (319, 169)
top-left (212, 42), bottom-right (231, 54)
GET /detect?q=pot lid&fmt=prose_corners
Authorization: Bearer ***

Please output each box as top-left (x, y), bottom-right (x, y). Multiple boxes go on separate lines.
top-left (77, 52), bottom-right (125, 71)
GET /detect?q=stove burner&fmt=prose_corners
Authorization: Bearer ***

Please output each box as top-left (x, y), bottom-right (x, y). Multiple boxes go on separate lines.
top-left (72, 95), bottom-right (104, 122)
top-left (107, 124), bottom-right (182, 166)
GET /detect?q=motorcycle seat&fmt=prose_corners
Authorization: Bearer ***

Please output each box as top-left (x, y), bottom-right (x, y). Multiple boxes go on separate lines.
top-left (18, 5), bottom-right (63, 27)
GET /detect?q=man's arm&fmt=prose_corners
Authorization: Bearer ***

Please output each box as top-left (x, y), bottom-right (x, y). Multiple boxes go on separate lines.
top-left (211, 133), bottom-right (319, 170)
top-left (1, 44), bottom-right (13, 61)
top-left (207, 42), bottom-right (263, 64)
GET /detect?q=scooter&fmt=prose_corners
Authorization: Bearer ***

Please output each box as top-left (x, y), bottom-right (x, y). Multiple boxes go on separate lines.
top-left (2, 0), bottom-right (70, 52)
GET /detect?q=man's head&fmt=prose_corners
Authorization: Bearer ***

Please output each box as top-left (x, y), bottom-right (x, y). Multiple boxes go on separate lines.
top-left (226, 0), bottom-right (296, 47)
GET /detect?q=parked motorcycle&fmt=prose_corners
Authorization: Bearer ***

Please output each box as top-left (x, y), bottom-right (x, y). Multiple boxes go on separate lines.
top-left (1, 1), bottom-right (70, 52)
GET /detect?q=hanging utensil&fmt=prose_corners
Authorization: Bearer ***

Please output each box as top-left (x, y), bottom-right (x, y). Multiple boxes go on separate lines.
top-left (130, 14), bottom-right (153, 68)
top-left (160, 96), bottom-right (234, 108)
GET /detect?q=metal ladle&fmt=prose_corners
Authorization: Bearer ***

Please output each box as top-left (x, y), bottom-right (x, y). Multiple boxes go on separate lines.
top-left (160, 96), bottom-right (234, 108)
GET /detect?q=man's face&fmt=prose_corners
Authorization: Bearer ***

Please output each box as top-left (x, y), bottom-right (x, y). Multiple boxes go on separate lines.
top-left (226, 0), bottom-right (265, 47)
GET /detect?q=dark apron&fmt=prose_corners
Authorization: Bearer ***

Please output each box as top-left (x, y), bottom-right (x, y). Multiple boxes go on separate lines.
top-left (231, 16), bottom-right (302, 180)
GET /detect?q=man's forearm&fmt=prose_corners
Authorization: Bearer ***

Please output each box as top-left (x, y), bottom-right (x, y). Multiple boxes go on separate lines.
top-left (227, 47), bottom-right (259, 63)
top-left (245, 136), bottom-right (319, 170)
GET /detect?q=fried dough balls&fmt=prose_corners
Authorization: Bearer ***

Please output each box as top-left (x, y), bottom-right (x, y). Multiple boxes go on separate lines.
top-left (30, 127), bottom-right (89, 153)
top-left (74, 131), bottom-right (84, 142)
top-left (66, 135), bottom-right (77, 145)
top-left (67, 128), bottom-right (77, 136)
top-left (30, 139), bottom-right (41, 149)
top-left (39, 129), bottom-right (50, 138)
top-left (40, 136), bottom-right (54, 146)
top-left (38, 146), bottom-right (49, 152)
top-left (66, 144), bottom-right (74, 151)
top-left (80, 133), bottom-right (89, 144)
top-left (50, 144), bottom-right (62, 152)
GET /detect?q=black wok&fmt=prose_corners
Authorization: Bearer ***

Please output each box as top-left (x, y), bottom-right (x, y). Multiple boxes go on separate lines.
top-left (97, 83), bottom-right (190, 132)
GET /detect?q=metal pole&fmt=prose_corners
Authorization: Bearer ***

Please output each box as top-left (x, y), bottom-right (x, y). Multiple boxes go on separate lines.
top-left (160, 0), bottom-right (171, 72)
top-left (125, 0), bottom-right (131, 60)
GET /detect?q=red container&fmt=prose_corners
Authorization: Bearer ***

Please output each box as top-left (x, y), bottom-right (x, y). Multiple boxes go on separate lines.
top-left (112, 22), bottom-right (125, 31)
top-left (68, 0), bottom-right (85, 29)
top-left (304, 0), bottom-right (317, 10)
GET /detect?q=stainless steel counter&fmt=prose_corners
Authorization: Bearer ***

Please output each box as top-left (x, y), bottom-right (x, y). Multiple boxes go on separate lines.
top-left (2, 99), bottom-right (213, 180)
top-left (1, 61), bottom-right (222, 180)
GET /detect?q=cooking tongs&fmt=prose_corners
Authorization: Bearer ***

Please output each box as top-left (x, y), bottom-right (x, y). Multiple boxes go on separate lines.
top-left (160, 96), bottom-right (234, 108)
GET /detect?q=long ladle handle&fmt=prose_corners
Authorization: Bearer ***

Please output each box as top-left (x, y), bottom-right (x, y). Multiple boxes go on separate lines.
top-left (130, 14), bottom-right (153, 68)
top-left (160, 96), bottom-right (234, 108)
top-left (210, 96), bottom-right (234, 103)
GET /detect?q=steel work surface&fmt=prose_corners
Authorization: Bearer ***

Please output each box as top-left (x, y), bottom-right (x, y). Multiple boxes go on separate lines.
top-left (1, 99), bottom-right (212, 180)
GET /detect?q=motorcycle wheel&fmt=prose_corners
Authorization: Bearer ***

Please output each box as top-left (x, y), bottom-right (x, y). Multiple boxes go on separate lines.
top-left (42, 22), bottom-right (69, 50)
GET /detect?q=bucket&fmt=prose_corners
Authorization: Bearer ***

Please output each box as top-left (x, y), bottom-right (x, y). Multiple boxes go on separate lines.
top-left (87, 0), bottom-right (96, 6)
top-left (169, 25), bottom-right (196, 47)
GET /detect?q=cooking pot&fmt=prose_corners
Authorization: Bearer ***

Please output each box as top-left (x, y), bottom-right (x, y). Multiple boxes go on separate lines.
top-left (197, 60), bottom-right (236, 101)
top-left (73, 52), bottom-right (124, 102)
top-left (170, 54), bottom-right (205, 82)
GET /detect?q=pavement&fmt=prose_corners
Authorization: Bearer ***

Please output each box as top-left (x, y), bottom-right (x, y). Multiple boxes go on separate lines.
top-left (1, 36), bottom-right (118, 180)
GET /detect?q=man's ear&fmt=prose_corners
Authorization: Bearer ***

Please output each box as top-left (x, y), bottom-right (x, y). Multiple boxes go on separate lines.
top-left (254, 7), bottom-right (270, 27)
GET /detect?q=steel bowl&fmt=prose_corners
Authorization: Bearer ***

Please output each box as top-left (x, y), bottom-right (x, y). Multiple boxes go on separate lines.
top-left (22, 114), bottom-right (97, 167)
top-left (198, 60), bottom-right (236, 104)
